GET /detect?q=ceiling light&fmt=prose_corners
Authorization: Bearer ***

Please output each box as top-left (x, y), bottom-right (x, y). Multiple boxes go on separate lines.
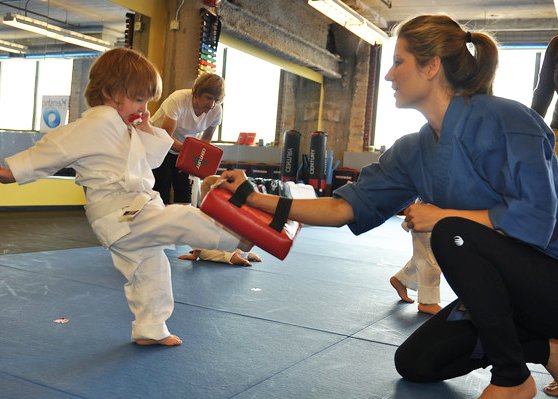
top-left (0, 39), bottom-right (27, 54)
top-left (2, 13), bottom-right (112, 52)
top-left (308, 0), bottom-right (388, 45)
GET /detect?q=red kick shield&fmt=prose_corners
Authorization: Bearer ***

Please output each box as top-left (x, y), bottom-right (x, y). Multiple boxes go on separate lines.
top-left (200, 188), bottom-right (301, 260)
top-left (176, 137), bottom-right (223, 178)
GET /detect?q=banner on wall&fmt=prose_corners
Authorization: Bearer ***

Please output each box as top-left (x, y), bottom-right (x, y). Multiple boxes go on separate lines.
top-left (40, 95), bottom-right (69, 133)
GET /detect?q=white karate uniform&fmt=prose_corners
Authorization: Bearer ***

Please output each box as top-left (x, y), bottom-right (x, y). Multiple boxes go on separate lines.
top-left (394, 225), bottom-right (442, 304)
top-left (7, 105), bottom-right (240, 341)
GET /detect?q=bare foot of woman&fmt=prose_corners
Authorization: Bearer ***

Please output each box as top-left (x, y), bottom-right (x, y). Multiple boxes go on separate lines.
top-left (135, 334), bottom-right (183, 346)
top-left (544, 339), bottom-right (558, 396)
top-left (478, 376), bottom-right (536, 399)
top-left (389, 276), bottom-right (414, 303)
top-left (544, 381), bottom-right (558, 397)
top-left (417, 303), bottom-right (442, 315)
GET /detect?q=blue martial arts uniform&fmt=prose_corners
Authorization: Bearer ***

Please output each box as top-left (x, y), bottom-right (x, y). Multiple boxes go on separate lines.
top-left (335, 94), bottom-right (558, 258)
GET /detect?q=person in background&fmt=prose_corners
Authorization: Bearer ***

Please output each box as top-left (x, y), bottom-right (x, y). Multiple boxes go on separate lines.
top-left (531, 36), bottom-right (558, 398)
top-left (0, 48), bottom-right (242, 347)
top-left (390, 210), bottom-right (442, 315)
top-left (219, 14), bottom-right (558, 399)
top-left (532, 35), bottom-right (558, 155)
top-left (178, 175), bottom-right (262, 267)
top-left (151, 73), bottom-right (224, 204)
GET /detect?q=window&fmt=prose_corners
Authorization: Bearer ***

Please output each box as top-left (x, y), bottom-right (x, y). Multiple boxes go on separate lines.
top-left (216, 45), bottom-right (281, 144)
top-left (0, 59), bottom-right (37, 131)
top-left (34, 59), bottom-right (73, 130)
top-left (0, 57), bottom-right (73, 131)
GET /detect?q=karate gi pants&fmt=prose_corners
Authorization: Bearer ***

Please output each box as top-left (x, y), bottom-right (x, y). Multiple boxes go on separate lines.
top-left (108, 200), bottom-right (238, 341)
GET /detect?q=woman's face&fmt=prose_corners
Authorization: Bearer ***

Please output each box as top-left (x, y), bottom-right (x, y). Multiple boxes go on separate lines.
top-left (192, 92), bottom-right (217, 116)
top-left (385, 38), bottom-right (433, 109)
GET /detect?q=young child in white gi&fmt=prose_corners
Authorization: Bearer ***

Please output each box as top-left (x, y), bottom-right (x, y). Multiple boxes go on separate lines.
top-left (0, 48), bottom-right (243, 347)
top-left (178, 175), bottom-right (262, 267)
top-left (390, 207), bottom-right (442, 315)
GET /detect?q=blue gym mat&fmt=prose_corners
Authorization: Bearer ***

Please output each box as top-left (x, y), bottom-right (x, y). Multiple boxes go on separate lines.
top-left (0, 217), bottom-right (551, 398)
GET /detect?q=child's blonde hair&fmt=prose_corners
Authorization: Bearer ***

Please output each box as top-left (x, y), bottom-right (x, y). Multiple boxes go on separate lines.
top-left (85, 48), bottom-right (162, 107)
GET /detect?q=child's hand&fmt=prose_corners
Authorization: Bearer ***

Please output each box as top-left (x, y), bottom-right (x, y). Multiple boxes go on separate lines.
top-left (129, 110), bottom-right (153, 133)
top-left (0, 165), bottom-right (15, 184)
top-left (133, 110), bottom-right (154, 134)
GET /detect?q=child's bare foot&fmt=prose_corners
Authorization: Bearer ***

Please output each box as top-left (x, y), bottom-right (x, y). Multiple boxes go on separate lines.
top-left (418, 303), bottom-right (442, 315)
top-left (478, 375), bottom-right (536, 399)
top-left (230, 252), bottom-right (252, 266)
top-left (390, 276), bottom-right (414, 303)
top-left (544, 339), bottom-right (558, 396)
top-left (135, 334), bottom-right (183, 346)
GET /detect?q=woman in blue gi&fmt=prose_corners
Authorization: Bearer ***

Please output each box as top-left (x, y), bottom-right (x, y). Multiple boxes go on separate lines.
top-left (219, 14), bottom-right (558, 399)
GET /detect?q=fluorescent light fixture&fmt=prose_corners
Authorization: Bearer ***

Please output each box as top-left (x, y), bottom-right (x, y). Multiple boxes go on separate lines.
top-left (308, 0), bottom-right (388, 45)
top-left (0, 38), bottom-right (27, 54)
top-left (2, 13), bottom-right (112, 52)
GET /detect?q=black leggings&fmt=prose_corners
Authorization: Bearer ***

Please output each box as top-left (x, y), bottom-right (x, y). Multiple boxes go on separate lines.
top-left (152, 152), bottom-right (192, 204)
top-left (395, 217), bottom-right (558, 387)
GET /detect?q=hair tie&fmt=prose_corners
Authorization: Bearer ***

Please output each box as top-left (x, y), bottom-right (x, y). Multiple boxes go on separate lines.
top-left (465, 32), bottom-right (473, 43)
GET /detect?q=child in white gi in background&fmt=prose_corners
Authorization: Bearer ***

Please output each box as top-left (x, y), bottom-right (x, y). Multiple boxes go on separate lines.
top-left (390, 205), bottom-right (442, 315)
top-left (178, 175), bottom-right (262, 267)
top-left (0, 48), bottom-right (243, 347)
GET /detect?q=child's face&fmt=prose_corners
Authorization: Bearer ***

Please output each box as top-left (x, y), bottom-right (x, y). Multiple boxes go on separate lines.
top-left (109, 94), bottom-right (150, 125)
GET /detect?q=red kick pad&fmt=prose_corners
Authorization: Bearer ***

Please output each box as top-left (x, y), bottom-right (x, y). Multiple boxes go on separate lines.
top-left (200, 188), bottom-right (301, 260)
top-left (176, 137), bottom-right (223, 178)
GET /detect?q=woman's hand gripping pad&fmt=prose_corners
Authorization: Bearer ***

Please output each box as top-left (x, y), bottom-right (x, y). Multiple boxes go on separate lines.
top-left (200, 188), bottom-right (301, 260)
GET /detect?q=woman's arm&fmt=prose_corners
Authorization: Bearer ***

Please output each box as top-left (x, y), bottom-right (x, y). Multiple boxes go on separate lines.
top-left (220, 169), bottom-right (354, 227)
